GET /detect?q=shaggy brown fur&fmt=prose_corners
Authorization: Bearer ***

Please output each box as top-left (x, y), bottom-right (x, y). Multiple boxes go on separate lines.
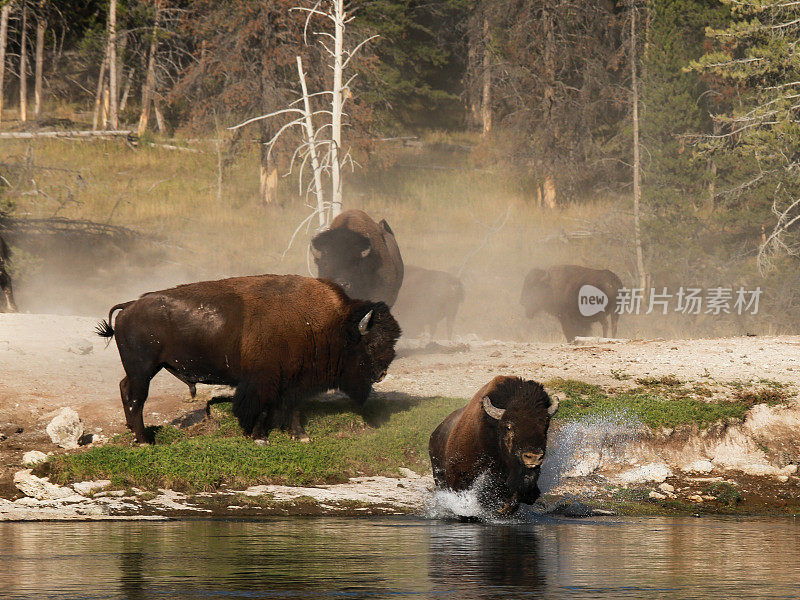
top-left (429, 376), bottom-right (557, 514)
top-left (520, 264), bottom-right (623, 342)
top-left (311, 209), bottom-right (404, 306)
top-left (393, 265), bottom-right (465, 339)
top-left (97, 274), bottom-right (401, 443)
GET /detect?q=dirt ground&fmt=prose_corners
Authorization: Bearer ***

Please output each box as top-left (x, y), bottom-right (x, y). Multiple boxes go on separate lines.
top-left (2, 312), bottom-right (800, 496)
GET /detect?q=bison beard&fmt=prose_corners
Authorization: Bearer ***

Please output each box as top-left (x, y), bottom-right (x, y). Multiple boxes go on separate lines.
top-left (97, 274), bottom-right (401, 444)
top-left (429, 376), bottom-right (559, 516)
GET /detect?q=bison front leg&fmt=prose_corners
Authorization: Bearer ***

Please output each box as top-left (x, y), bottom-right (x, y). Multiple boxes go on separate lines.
top-left (289, 408), bottom-right (310, 443)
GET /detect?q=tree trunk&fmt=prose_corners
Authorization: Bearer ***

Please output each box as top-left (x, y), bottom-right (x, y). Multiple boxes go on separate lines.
top-left (33, 14), bottom-right (44, 118)
top-left (330, 0), bottom-right (344, 218)
top-left (0, 3), bottom-right (12, 126)
top-left (107, 0), bottom-right (118, 128)
top-left (137, 1), bottom-right (160, 137)
top-left (119, 66), bottom-right (134, 113)
top-left (92, 48), bottom-right (108, 129)
top-left (297, 56), bottom-right (325, 226)
top-left (481, 15), bottom-right (492, 136)
top-left (630, 2), bottom-right (646, 292)
top-left (18, 0), bottom-right (27, 123)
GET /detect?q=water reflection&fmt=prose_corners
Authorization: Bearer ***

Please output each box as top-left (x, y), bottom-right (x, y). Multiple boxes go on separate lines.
top-left (428, 523), bottom-right (544, 598)
top-left (0, 517), bottom-right (798, 599)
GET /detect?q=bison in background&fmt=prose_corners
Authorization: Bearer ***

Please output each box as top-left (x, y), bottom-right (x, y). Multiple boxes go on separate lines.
top-left (520, 265), bottom-right (622, 342)
top-left (311, 209), bottom-right (404, 306)
top-left (97, 274), bottom-right (401, 444)
top-left (393, 265), bottom-right (465, 339)
top-left (0, 235), bottom-right (17, 312)
top-left (429, 376), bottom-right (559, 515)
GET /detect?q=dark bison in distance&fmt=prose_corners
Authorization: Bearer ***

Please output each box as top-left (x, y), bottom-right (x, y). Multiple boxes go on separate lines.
top-left (429, 376), bottom-right (559, 515)
top-left (0, 235), bottom-right (17, 312)
top-left (97, 274), bottom-right (401, 444)
top-left (311, 209), bottom-right (404, 307)
top-left (393, 265), bottom-right (465, 339)
top-left (520, 265), bottom-right (623, 342)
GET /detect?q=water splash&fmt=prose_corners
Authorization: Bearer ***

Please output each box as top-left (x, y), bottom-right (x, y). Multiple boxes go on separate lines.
top-left (539, 410), bottom-right (644, 493)
top-left (423, 472), bottom-right (522, 524)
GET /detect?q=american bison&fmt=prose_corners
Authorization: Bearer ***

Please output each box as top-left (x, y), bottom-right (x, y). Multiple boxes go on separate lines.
top-left (0, 235), bottom-right (17, 312)
top-left (393, 265), bottom-right (465, 339)
top-left (97, 274), bottom-right (401, 444)
top-left (311, 209), bottom-right (404, 306)
top-left (429, 376), bottom-right (559, 515)
top-left (520, 265), bottom-right (622, 342)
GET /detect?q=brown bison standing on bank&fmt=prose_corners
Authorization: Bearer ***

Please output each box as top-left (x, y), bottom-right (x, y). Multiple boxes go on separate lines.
top-left (393, 265), bottom-right (465, 339)
top-left (429, 376), bottom-right (559, 515)
top-left (0, 235), bottom-right (17, 312)
top-left (311, 209), bottom-right (404, 306)
top-left (97, 274), bottom-right (401, 444)
top-left (520, 265), bottom-right (623, 342)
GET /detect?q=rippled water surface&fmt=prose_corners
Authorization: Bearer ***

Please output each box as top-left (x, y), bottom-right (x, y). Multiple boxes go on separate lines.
top-left (1, 516), bottom-right (799, 599)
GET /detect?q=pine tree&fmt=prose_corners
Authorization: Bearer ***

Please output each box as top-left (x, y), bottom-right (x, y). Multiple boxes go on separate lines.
top-left (691, 0), bottom-right (800, 272)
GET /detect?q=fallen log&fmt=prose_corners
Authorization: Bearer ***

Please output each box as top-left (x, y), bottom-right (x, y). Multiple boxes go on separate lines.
top-left (0, 129), bottom-right (134, 140)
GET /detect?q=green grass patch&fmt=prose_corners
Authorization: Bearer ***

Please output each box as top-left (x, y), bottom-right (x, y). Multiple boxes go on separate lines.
top-left (47, 395), bottom-right (464, 492)
top-left (546, 378), bottom-right (787, 429)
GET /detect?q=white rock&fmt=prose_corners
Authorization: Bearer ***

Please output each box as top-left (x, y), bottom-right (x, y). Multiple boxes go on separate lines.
top-left (21, 450), bottom-right (49, 466)
top-left (777, 475), bottom-right (789, 483)
top-left (739, 463), bottom-right (782, 477)
top-left (681, 460), bottom-right (715, 474)
top-left (783, 464), bottom-right (798, 475)
top-left (649, 491), bottom-right (667, 500)
top-left (658, 482), bottom-right (675, 493)
top-left (13, 469), bottom-right (74, 500)
top-left (617, 463), bottom-right (672, 484)
top-left (73, 480), bottom-right (112, 496)
top-left (46, 408), bottom-right (84, 449)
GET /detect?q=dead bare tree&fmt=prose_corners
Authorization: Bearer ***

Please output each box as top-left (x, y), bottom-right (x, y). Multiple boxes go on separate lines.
top-left (18, 0), bottom-right (27, 122)
top-left (33, 2), bottom-right (44, 118)
top-left (0, 2), bottom-right (12, 125)
top-left (630, 0), bottom-right (646, 291)
top-left (481, 15), bottom-right (491, 136)
top-left (107, 0), bottom-right (118, 128)
top-left (138, 0), bottom-right (161, 137)
top-left (231, 0), bottom-right (376, 229)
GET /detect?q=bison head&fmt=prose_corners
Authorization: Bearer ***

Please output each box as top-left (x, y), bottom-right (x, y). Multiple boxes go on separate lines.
top-left (481, 377), bottom-right (559, 513)
top-left (311, 228), bottom-right (378, 301)
top-left (339, 301), bottom-right (401, 405)
top-left (520, 268), bottom-right (552, 319)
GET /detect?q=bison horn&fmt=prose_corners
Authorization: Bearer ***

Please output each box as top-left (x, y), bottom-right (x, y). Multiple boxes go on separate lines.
top-left (547, 393), bottom-right (561, 416)
top-left (358, 310), bottom-right (373, 335)
top-left (482, 396), bottom-right (506, 420)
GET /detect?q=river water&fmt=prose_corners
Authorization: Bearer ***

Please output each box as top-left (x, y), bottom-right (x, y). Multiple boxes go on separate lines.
top-left (1, 516), bottom-right (798, 599)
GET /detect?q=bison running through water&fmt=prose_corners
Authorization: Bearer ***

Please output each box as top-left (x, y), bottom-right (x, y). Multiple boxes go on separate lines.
top-left (520, 264), bottom-right (623, 342)
top-left (97, 274), bottom-right (401, 444)
top-left (393, 265), bottom-right (465, 340)
top-left (311, 209), bottom-right (404, 306)
top-left (0, 235), bottom-right (18, 312)
top-left (429, 376), bottom-right (559, 515)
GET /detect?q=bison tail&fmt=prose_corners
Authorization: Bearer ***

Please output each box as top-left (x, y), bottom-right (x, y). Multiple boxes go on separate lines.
top-left (95, 320), bottom-right (115, 338)
top-left (95, 301), bottom-right (134, 339)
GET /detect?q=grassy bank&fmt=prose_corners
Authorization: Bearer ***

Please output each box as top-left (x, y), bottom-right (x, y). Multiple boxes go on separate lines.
top-left (43, 379), bottom-right (794, 492)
